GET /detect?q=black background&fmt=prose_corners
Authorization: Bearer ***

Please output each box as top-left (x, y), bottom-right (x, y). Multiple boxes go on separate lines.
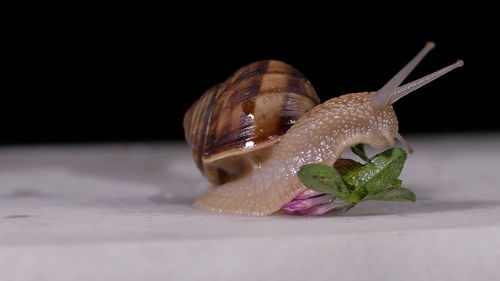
top-left (3, 2), bottom-right (498, 145)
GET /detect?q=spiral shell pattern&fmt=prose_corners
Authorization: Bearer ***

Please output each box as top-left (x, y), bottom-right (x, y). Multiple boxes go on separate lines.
top-left (184, 60), bottom-right (320, 184)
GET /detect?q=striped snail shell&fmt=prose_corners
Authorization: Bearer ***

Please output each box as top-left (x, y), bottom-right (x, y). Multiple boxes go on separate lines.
top-left (183, 60), bottom-right (320, 185)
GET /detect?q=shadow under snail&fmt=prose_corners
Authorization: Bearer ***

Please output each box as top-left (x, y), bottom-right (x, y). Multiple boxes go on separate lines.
top-left (184, 42), bottom-right (463, 216)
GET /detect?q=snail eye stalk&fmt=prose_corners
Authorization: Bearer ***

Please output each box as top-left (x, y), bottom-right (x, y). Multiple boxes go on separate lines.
top-left (389, 60), bottom-right (464, 104)
top-left (372, 42), bottom-right (435, 109)
top-left (371, 42), bottom-right (464, 109)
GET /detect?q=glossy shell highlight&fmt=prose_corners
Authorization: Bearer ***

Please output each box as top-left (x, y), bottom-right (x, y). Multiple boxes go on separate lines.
top-left (183, 60), bottom-right (320, 184)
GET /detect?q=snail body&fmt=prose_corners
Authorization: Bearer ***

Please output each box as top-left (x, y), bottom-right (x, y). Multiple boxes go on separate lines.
top-left (184, 42), bottom-right (463, 216)
top-left (194, 91), bottom-right (397, 215)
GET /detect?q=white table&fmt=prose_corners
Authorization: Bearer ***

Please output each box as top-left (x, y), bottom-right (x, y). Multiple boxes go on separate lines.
top-left (1, 134), bottom-right (499, 281)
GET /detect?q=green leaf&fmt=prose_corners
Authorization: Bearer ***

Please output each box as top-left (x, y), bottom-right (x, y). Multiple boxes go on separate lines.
top-left (346, 190), bottom-right (364, 204)
top-left (355, 148), bottom-right (407, 195)
top-left (297, 164), bottom-right (351, 199)
top-left (297, 147), bottom-right (414, 209)
top-left (392, 178), bottom-right (403, 187)
top-left (333, 159), bottom-right (363, 188)
top-left (361, 187), bottom-right (416, 202)
top-left (351, 144), bottom-right (370, 162)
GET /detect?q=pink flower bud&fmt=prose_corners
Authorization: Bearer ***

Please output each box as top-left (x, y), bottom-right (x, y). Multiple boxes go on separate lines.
top-left (281, 194), bottom-right (333, 212)
top-left (293, 189), bottom-right (325, 200)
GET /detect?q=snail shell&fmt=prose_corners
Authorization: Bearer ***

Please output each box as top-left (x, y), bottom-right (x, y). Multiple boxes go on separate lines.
top-left (183, 60), bottom-right (320, 185)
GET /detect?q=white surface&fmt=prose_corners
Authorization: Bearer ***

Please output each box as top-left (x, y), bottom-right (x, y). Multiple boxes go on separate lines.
top-left (1, 134), bottom-right (500, 281)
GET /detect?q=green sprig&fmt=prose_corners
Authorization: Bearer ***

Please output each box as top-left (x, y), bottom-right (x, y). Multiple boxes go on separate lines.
top-left (297, 145), bottom-right (415, 209)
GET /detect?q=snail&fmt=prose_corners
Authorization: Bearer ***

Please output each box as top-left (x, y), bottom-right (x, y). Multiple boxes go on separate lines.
top-left (184, 42), bottom-right (463, 216)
